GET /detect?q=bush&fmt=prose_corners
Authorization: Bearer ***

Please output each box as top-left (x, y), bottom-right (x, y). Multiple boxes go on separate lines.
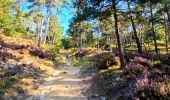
top-left (29, 46), bottom-right (53, 59)
top-left (0, 51), bottom-right (17, 60)
top-left (90, 52), bottom-right (118, 70)
top-left (62, 38), bottom-right (71, 49)
top-left (124, 57), bottom-right (151, 77)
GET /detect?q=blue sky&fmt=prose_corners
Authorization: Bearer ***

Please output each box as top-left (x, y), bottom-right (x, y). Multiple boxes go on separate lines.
top-left (21, 0), bottom-right (75, 34)
top-left (58, 3), bottom-right (75, 34)
top-left (21, 0), bottom-right (129, 35)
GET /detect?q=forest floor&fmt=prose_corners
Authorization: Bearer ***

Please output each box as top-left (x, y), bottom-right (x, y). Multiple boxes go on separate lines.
top-left (2, 35), bottom-right (169, 100)
top-left (0, 35), bottom-right (90, 100)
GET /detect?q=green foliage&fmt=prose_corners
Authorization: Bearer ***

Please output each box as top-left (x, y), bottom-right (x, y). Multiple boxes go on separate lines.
top-left (53, 55), bottom-right (67, 66)
top-left (50, 44), bottom-right (61, 55)
top-left (73, 57), bottom-right (89, 67)
top-left (48, 15), bottom-right (63, 44)
top-left (62, 37), bottom-right (72, 49)
top-left (0, 0), bottom-right (13, 33)
top-left (153, 60), bottom-right (161, 68)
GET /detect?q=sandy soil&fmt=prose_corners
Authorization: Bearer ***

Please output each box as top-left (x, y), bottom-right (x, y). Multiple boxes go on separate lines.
top-left (23, 57), bottom-right (87, 100)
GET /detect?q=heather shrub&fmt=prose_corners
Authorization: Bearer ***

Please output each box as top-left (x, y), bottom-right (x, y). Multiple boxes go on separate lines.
top-left (75, 49), bottom-right (117, 69)
top-left (153, 82), bottom-right (170, 96)
top-left (75, 49), bottom-right (93, 58)
top-left (135, 76), bottom-right (149, 92)
top-left (0, 51), bottom-right (17, 60)
top-left (135, 81), bottom-right (170, 99)
top-left (0, 42), bottom-right (28, 50)
top-left (29, 46), bottom-right (53, 59)
top-left (126, 63), bottom-right (146, 77)
top-left (133, 57), bottom-right (152, 67)
top-left (90, 52), bottom-right (117, 70)
top-left (124, 57), bottom-right (150, 77)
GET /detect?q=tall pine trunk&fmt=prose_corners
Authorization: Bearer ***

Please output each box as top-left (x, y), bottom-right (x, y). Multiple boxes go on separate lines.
top-left (164, 0), bottom-right (170, 37)
top-left (112, 1), bottom-right (125, 68)
top-left (127, 0), bottom-right (142, 53)
top-left (80, 23), bottom-right (82, 50)
top-left (150, 0), bottom-right (158, 55)
top-left (164, 15), bottom-right (169, 52)
top-left (164, 0), bottom-right (170, 24)
top-left (38, 20), bottom-right (43, 47)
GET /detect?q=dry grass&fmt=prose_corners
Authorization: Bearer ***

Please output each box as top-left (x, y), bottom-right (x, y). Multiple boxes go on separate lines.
top-left (0, 35), bottom-right (61, 98)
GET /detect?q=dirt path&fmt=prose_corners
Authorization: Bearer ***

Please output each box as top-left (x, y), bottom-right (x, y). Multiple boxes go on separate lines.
top-left (24, 56), bottom-right (87, 100)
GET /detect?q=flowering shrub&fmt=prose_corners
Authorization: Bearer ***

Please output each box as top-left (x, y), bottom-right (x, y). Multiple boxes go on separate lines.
top-left (75, 49), bottom-right (117, 69)
top-left (135, 75), bottom-right (149, 91)
top-left (125, 63), bottom-right (147, 77)
top-left (135, 79), bottom-right (170, 99)
top-left (122, 56), bottom-right (170, 99)
top-left (124, 57), bottom-right (150, 77)
top-left (29, 46), bottom-right (53, 59)
top-left (0, 50), bottom-right (17, 60)
top-left (1, 42), bottom-right (29, 50)
top-left (133, 57), bottom-right (152, 67)
top-left (75, 49), bottom-right (96, 58)
top-left (153, 82), bottom-right (169, 96)
top-left (90, 52), bottom-right (118, 69)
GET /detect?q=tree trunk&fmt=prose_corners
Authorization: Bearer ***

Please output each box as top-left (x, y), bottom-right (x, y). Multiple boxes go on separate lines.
top-left (97, 18), bottom-right (100, 50)
top-left (150, 0), bottom-right (158, 55)
top-left (164, 0), bottom-right (170, 24)
top-left (44, 24), bottom-right (48, 44)
top-left (140, 24), bottom-right (145, 49)
top-left (44, 7), bottom-right (53, 44)
top-left (127, 0), bottom-right (142, 53)
top-left (80, 23), bottom-right (83, 51)
top-left (129, 32), bottom-right (132, 46)
top-left (112, 1), bottom-right (125, 68)
top-left (164, 0), bottom-right (170, 38)
top-left (164, 15), bottom-right (169, 52)
top-left (110, 34), bottom-right (112, 52)
top-left (38, 20), bottom-right (43, 47)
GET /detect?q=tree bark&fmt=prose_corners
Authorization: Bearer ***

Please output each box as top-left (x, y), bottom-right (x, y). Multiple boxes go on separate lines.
top-left (164, 0), bottom-right (170, 24)
top-left (38, 19), bottom-right (43, 47)
top-left (164, 15), bottom-right (169, 52)
top-left (150, 0), bottom-right (158, 55)
top-left (112, 1), bottom-right (125, 68)
top-left (164, 0), bottom-right (170, 38)
top-left (127, 0), bottom-right (142, 53)
top-left (80, 23), bottom-right (83, 51)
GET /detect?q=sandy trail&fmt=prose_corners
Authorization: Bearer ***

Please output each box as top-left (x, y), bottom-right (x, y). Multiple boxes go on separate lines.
top-left (24, 56), bottom-right (87, 100)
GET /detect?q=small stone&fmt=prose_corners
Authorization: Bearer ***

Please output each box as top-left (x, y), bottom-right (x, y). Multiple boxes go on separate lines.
top-left (94, 94), bottom-right (99, 97)
top-left (66, 85), bottom-right (71, 88)
top-left (30, 62), bottom-right (40, 69)
top-left (101, 96), bottom-right (106, 100)
top-left (115, 77), bottom-right (120, 81)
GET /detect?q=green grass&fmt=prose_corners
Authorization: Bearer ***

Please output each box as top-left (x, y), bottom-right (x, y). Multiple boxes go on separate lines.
top-left (73, 57), bottom-right (89, 67)
top-left (99, 64), bottom-right (121, 73)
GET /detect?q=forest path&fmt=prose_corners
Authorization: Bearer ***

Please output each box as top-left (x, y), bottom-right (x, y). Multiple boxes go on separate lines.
top-left (24, 54), bottom-right (87, 100)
